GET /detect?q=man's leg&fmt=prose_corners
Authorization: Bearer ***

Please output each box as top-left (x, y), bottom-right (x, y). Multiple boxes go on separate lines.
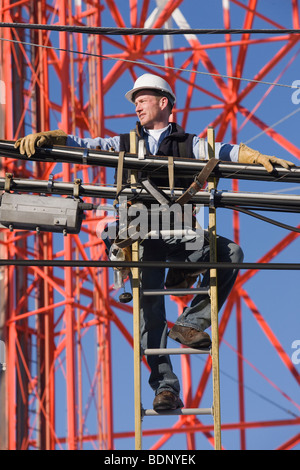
top-left (168, 234), bottom-right (244, 347)
top-left (139, 239), bottom-right (182, 409)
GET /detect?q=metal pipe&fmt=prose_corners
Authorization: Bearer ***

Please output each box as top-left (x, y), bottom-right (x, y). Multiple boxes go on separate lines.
top-left (0, 175), bottom-right (299, 212)
top-left (1, 140), bottom-right (300, 183)
top-left (142, 288), bottom-right (209, 296)
top-left (143, 348), bottom-right (210, 355)
top-left (0, 259), bottom-right (299, 269)
top-left (142, 407), bottom-right (213, 416)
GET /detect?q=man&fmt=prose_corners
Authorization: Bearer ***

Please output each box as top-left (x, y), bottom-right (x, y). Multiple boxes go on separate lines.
top-left (15, 73), bottom-right (294, 411)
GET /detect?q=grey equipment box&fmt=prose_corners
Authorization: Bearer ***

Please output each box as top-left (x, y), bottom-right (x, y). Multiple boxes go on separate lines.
top-left (0, 192), bottom-right (85, 234)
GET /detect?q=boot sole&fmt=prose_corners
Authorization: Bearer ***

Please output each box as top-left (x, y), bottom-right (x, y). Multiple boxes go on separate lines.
top-left (168, 329), bottom-right (211, 349)
top-left (153, 399), bottom-right (184, 411)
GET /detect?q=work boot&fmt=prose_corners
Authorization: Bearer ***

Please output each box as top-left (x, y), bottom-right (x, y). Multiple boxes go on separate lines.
top-left (153, 391), bottom-right (184, 411)
top-left (168, 324), bottom-right (211, 349)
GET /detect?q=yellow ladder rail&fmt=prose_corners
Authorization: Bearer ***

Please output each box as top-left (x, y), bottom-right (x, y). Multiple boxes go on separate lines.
top-left (129, 130), bottom-right (142, 450)
top-left (207, 126), bottom-right (222, 450)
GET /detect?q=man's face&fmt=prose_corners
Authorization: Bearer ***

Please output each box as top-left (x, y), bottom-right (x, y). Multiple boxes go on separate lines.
top-left (134, 91), bottom-right (165, 128)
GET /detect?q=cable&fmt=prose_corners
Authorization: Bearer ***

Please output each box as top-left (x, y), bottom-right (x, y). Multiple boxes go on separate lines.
top-left (223, 205), bottom-right (300, 233)
top-left (0, 259), bottom-right (299, 269)
top-left (1, 23), bottom-right (300, 36)
top-left (245, 107), bottom-right (300, 145)
top-left (220, 366), bottom-right (299, 418)
top-left (194, 353), bottom-right (299, 418)
top-left (1, 37), bottom-right (300, 91)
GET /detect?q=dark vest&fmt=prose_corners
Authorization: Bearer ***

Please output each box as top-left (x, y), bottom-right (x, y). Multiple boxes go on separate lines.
top-left (117, 122), bottom-right (195, 189)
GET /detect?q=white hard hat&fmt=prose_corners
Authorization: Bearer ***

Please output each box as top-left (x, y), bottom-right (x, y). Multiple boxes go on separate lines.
top-left (125, 73), bottom-right (176, 106)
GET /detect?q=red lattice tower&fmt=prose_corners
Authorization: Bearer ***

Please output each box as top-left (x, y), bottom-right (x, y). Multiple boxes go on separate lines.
top-left (0, 0), bottom-right (299, 450)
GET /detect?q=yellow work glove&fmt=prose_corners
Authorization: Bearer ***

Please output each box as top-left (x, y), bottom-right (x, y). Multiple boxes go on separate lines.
top-left (238, 143), bottom-right (295, 173)
top-left (14, 129), bottom-right (67, 158)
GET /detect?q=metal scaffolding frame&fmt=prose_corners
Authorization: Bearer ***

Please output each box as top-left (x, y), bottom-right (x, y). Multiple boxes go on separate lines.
top-left (0, 132), bottom-right (299, 450)
top-left (0, 136), bottom-right (299, 450)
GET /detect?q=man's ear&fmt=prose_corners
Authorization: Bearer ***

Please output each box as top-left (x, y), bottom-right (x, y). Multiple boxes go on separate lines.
top-left (159, 96), bottom-right (169, 110)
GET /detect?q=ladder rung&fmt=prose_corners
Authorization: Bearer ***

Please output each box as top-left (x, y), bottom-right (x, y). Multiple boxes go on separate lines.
top-left (142, 288), bottom-right (209, 296)
top-left (144, 347), bottom-right (210, 355)
top-left (143, 407), bottom-right (213, 417)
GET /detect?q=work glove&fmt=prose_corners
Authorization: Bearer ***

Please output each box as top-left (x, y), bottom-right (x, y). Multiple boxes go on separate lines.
top-left (14, 129), bottom-right (67, 158)
top-left (238, 143), bottom-right (295, 173)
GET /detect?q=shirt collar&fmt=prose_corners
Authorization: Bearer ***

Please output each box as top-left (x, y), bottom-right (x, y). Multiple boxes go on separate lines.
top-left (141, 122), bottom-right (172, 138)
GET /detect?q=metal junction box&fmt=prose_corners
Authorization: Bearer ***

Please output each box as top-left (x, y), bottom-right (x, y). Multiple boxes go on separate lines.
top-left (0, 192), bottom-right (84, 234)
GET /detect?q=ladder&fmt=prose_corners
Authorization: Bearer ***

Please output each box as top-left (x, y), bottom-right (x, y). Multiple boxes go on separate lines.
top-left (130, 128), bottom-right (221, 450)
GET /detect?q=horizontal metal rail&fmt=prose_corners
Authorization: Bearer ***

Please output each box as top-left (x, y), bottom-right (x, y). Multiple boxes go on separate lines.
top-left (142, 288), bottom-right (209, 296)
top-left (142, 407), bottom-right (213, 417)
top-left (143, 348), bottom-right (210, 355)
top-left (0, 259), bottom-right (299, 269)
top-left (0, 175), bottom-right (299, 213)
top-left (1, 140), bottom-right (300, 183)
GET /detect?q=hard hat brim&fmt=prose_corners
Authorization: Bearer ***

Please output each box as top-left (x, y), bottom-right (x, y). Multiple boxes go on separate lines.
top-left (125, 85), bottom-right (176, 105)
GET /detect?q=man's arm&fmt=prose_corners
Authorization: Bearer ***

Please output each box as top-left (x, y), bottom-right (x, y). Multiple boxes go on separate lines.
top-left (66, 134), bottom-right (120, 151)
top-left (193, 137), bottom-right (294, 172)
top-left (193, 138), bottom-right (239, 162)
top-left (14, 130), bottom-right (121, 156)
top-left (14, 130), bottom-right (68, 158)
top-left (238, 142), bottom-right (294, 172)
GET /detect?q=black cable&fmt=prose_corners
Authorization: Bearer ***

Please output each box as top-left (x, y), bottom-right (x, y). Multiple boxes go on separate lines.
top-left (0, 260), bottom-right (299, 269)
top-left (1, 23), bottom-right (300, 36)
top-left (1, 37), bottom-right (298, 90)
top-left (222, 205), bottom-right (300, 233)
top-left (195, 354), bottom-right (300, 419)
